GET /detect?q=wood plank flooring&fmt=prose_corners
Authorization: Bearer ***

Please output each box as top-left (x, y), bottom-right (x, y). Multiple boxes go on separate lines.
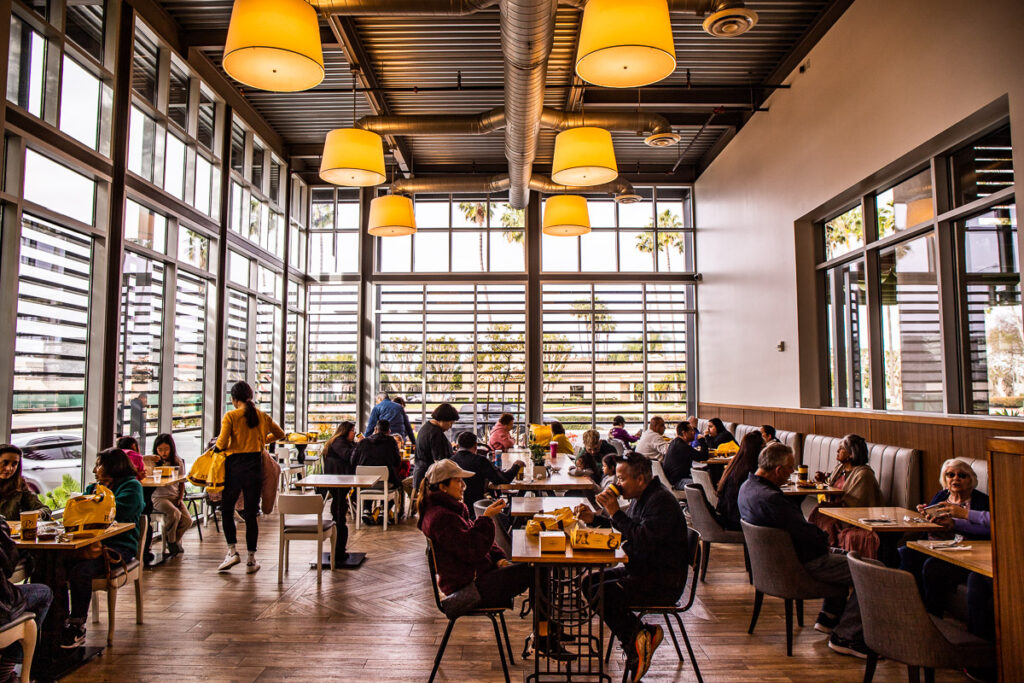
top-left (62, 505), bottom-right (967, 682)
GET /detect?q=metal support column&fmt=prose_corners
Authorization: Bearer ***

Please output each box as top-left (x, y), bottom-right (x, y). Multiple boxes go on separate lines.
top-left (355, 187), bottom-right (375, 432)
top-left (525, 191), bottom-right (542, 424)
top-left (212, 106), bottom-right (233, 426)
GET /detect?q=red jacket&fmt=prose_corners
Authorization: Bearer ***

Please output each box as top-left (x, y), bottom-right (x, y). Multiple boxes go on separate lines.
top-left (419, 491), bottom-right (505, 595)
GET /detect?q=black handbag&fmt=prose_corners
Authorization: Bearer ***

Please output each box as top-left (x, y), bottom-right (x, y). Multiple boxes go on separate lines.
top-left (439, 580), bottom-right (481, 618)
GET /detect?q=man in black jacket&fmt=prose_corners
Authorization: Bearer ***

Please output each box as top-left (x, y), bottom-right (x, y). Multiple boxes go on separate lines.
top-left (354, 419), bottom-right (403, 518)
top-left (575, 453), bottom-right (686, 683)
top-left (663, 420), bottom-right (707, 489)
top-left (738, 442), bottom-right (868, 659)
top-left (450, 431), bottom-right (525, 518)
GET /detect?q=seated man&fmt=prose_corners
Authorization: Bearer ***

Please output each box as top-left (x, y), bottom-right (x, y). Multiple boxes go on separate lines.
top-left (634, 417), bottom-right (670, 461)
top-left (737, 442), bottom-right (869, 659)
top-left (450, 431), bottom-right (525, 518)
top-left (575, 453), bottom-right (687, 682)
top-left (663, 420), bottom-right (707, 489)
top-left (354, 419), bottom-right (404, 519)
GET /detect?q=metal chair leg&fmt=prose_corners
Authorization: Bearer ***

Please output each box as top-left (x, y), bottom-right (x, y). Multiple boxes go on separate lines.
top-left (748, 590), bottom-right (764, 634)
top-left (498, 612), bottom-right (515, 665)
top-left (489, 615), bottom-right (511, 683)
top-left (429, 619), bottom-right (457, 683)
top-left (784, 599), bottom-right (794, 656)
top-left (663, 612), bottom-right (683, 660)
top-left (674, 613), bottom-right (704, 683)
top-left (605, 633), bottom-right (615, 665)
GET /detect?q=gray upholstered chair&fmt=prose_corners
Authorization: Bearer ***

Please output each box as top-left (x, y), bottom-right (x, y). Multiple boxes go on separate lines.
top-left (740, 520), bottom-right (848, 656)
top-left (684, 484), bottom-right (745, 582)
top-left (847, 552), bottom-right (994, 682)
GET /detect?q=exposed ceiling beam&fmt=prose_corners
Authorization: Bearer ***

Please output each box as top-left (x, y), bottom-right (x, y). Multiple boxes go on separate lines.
top-left (325, 14), bottom-right (412, 174)
top-left (763, 0), bottom-right (855, 90)
top-left (584, 87), bottom-right (768, 109)
top-left (181, 26), bottom-right (340, 51)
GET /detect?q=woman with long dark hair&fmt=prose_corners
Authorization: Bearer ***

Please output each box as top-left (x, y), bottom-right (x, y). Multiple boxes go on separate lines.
top-left (714, 431), bottom-right (764, 530)
top-left (150, 433), bottom-right (192, 557)
top-left (323, 421), bottom-right (357, 559)
top-left (0, 445), bottom-right (50, 521)
top-left (214, 381), bottom-right (285, 573)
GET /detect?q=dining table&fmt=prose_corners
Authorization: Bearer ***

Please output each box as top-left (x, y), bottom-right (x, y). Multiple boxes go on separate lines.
top-left (296, 473), bottom-right (381, 568)
top-left (816, 506), bottom-right (945, 566)
top-left (779, 483), bottom-right (844, 497)
top-left (906, 539), bottom-right (993, 578)
top-left (510, 496), bottom-right (596, 517)
top-left (139, 472), bottom-right (187, 566)
top-left (511, 528), bottom-right (626, 682)
top-left (494, 451), bottom-right (598, 494)
top-left (12, 521), bottom-right (136, 682)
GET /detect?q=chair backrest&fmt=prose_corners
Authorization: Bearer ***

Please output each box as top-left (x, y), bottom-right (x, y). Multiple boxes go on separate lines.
top-left (424, 540), bottom-right (445, 611)
top-left (356, 465), bottom-right (390, 485)
top-left (650, 459), bottom-right (671, 487)
top-left (607, 438), bottom-right (625, 456)
top-left (690, 468), bottom-right (718, 507)
top-left (684, 484), bottom-right (729, 543)
top-left (679, 527), bottom-right (701, 610)
top-left (801, 433), bottom-right (920, 508)
top-left (278, 493), bottom-right (326, 517)
top-left (847, 552), bottom-right (972, 667)
top-left (950, 455), bottom-right (988, 495)
top-left (740, 520), bottom-right (846, 600)
top-left (733, 424), bottom-right (803, 463)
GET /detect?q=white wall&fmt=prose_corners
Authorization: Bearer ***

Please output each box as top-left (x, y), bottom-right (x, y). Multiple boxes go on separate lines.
top-left (695, 0), bottom-right (1024, 408)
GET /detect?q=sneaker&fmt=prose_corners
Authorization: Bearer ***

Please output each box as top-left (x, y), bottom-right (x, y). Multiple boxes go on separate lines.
top-left (632, 627), bottom-right (654, 682)
top-left (60, 622), bottom-right (86, 649)
top-left (246, 559), bottom-right (261, 574)
top-left (814, 611), bottom-right (839, 634)
top-left (828, 633), bottom-right (871, 659)
top-left (648, 624), bottom-right (664, 653)
top-left (218, 551), bottom-right (241, 572)
top-left (522, 633), bottom-right (576, 662)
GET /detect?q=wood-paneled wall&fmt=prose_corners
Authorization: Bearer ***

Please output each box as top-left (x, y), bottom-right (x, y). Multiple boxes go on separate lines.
top-left (698, 403), bottom-right (1024, 503)
top-left (987, 437), bottom-right (1024, 682)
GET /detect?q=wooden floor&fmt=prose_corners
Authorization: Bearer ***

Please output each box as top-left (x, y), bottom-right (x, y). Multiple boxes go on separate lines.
top-left (63, 506), bottom-right (968, 682)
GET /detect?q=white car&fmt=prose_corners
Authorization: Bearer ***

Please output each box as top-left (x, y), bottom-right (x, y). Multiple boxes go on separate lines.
top-left (10, 432), bottom-right (83, 494)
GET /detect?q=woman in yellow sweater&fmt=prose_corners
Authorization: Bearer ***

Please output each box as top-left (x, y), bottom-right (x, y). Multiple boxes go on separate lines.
top-left (215, 381), bottom-right (285, 573)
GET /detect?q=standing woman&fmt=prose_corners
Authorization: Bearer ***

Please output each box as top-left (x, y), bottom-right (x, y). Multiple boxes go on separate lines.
top-left (322, 421), bottom-right (357, 559)
top-left (150, 433), bottom-right (192, 556)
top-left (215, 381), bottom-right (285, 573)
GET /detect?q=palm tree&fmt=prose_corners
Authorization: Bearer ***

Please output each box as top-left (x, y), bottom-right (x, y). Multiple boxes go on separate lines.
top-left (636, 208), bottom-right (685, 270)
top-left (457, 201), bottom-right (490, 271)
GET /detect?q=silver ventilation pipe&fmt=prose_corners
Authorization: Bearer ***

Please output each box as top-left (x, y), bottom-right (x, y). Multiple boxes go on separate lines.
top-left (358, 108), bottom-right (678, 147)
top-left (309, 0), bottom-right (499, 16)
top-left (389, 174), bottom-right (641, 204)
top-left (500, 0), bottom-right (557, 209)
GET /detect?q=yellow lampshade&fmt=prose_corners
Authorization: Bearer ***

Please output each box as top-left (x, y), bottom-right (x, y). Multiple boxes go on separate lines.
top-left (543, 195), bottom-right (590, 236)
top-left (223, 0), bottom-right (325, 92)
top-left (575, 0), bottom-right (676, 88)
top-left (319, 128), bottom-right (387, 187)
top-left (368, 195), bottom-right (416, 237)
top-left (551, 127), bottom-right (618, 186)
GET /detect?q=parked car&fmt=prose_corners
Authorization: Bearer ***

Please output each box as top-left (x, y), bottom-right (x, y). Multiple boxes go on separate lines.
top-left (10, 431), bottom-right (83, 494)
top-left (453, 403), bottom-right (524, 442)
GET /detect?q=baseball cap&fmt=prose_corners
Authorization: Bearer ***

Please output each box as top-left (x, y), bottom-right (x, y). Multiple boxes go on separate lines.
top-left (426, 459), bottom-right (474, 484)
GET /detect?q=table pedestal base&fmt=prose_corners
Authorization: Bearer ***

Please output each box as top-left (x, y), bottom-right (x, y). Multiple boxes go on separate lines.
top-left (32, 645), bottom-right (104, 682)
top-left (309, 551), bottom-right (366, 569)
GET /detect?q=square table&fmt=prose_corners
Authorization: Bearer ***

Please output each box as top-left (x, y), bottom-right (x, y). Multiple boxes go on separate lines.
top-left (780, 483), bottom-right (844, 497)
top-left (511, 529), bottom-right (625, 682)
top-left (495, 452), bottom-right (598, 493)
top-left (13, 522), bottom-right (136, 681)
top-left (906, 539), bottom-right (993, 578)
top-left (140, 474), bottom-right (187, 488)
top-left (510, 497), bottom-right (595, 518)
top-left (815, 506), bottom-right (945, 533)
top-left (296, 474), bottom-right (381, 568)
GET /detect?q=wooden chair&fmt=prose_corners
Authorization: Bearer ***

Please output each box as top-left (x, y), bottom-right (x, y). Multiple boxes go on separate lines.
top-left (425, 541), bottom-right (514, 683)
top-left (91, 515), bottom-right (148, 646)
top-left (740, 520), bottom-right (847, 656)
top-left (0, 613), bottom-right (36, 683)
top-left (605, 528), bottom-right (705, 682)
top-left (355, 466), bottom-right (401, 531)
top-left (278, 494), bottom-right (336, 584)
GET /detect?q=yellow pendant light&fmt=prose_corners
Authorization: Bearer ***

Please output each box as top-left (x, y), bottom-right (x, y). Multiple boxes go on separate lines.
top-left (551, 127), bottom-right (618, 186)
top-left (543, 195), bottom-right (590, 236)
top-left (223, 0), bottom-right (325, 93)
top-left (319, 128), bottom-right (387, 187)
top-left (575, 0), bottom-right (676, 88)
top-left (368, 194), bottom-right (416, 237)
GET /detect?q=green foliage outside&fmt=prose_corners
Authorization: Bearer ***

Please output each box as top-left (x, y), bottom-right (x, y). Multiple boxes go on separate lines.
top-left (40, 473), bottom-right (80, 511)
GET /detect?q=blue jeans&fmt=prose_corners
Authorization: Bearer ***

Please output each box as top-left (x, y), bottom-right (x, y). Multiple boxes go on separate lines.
top-left (2, 583), bottom-right (52, 662)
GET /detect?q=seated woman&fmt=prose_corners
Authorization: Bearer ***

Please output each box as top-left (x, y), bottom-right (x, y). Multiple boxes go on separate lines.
top-left (759, 424), bottom-right (780, 445)
top-left (608, 415), bottom-right (639, 445)
top-left (61, 448), bottom-right (144, 649)
top-left (901, 458), bottom-right (989, 616)
top-left (548, 422), bottom-right (574, 455)
top-left (571, 430), bottom-right (615, 486)
top-left (114, 435), bottom-right (147, 481)
top-left (0, 444), bottom-right (51, 521)
top-left (714, 431), bottom-right (764, 531)
top-left (808, 434), bottom-right (884, 556)
top-left (323, 421), bottom-right (357, 560)
top-left (417, 459), bottom-right (568, 660)
top-left (488, 413), bottom-right (516, 451)
top-left (698, 418), bottom-right (737, 450)
top-left (150, 434), bottom-right (192, 557)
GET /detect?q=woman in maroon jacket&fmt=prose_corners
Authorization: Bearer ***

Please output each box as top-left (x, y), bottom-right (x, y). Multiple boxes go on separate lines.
top-left (417, 459), bottom-right (570, 661)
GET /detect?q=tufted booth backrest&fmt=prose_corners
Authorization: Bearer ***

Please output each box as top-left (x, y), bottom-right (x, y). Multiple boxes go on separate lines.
top-left (934, 455), bottom-right (988, 496)
top-left (801, 434), bottom-right (920, 509)
top-left (733, 424), bottom-right (803, 464)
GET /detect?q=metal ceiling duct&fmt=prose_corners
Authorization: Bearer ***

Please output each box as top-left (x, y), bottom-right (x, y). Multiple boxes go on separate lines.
top-left (389, 173), bottom-right (641, 204)
top-left (357, 107), bottom-right (678, 147)
top-left (309, 0), bottom-right (500, 16)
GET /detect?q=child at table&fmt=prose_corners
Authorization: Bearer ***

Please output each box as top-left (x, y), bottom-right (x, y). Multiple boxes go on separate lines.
top-left (599, 454), bottom-right (617, 491)
top-left (115, 435), bottom-right (147, 481)
top-left (150, 433), bottom-right (192, 557)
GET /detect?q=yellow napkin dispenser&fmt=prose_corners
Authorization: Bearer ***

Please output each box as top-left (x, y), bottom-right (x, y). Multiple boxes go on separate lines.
top-left (539, 531), bottom-right (567, 553)
top-left (569, 528), bottom-right (621, 550)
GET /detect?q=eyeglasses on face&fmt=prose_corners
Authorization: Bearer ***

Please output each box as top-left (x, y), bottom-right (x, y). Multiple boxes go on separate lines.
top-left (944, 471), bottom-right (969, 479)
